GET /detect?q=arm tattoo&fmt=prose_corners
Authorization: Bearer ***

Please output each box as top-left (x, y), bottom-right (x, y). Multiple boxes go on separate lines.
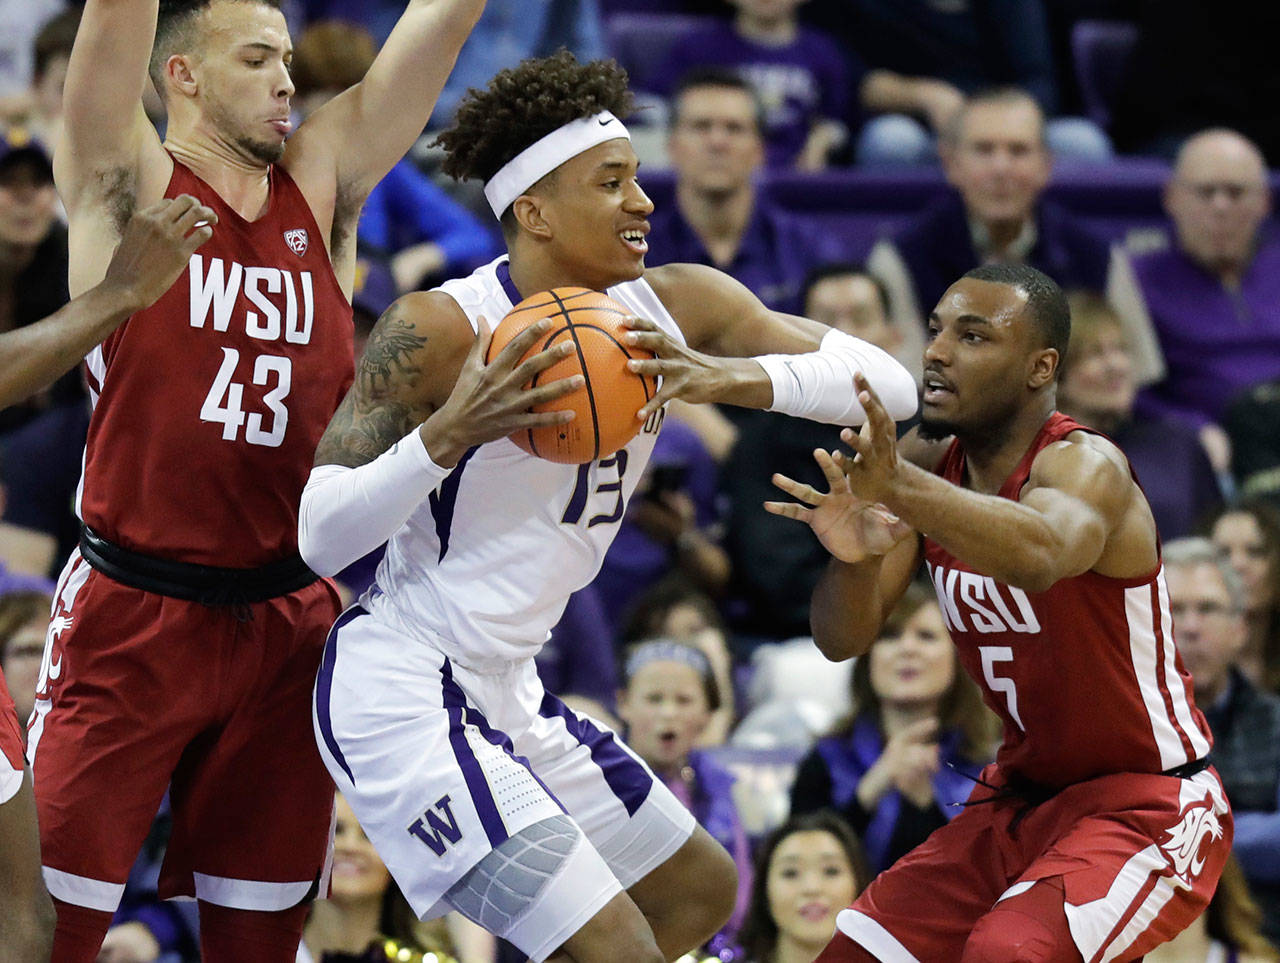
top-left (313, 310), bottom-right (431, 468)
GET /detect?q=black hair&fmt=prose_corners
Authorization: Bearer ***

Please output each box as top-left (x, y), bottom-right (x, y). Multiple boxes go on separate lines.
top-left (962, 262), bottom-right (1071, 363)
top-left (433, 50), bottom-right (633, 228)
top-left (738, 811), bottom-right (869, 962)
top-left (670, 66), bottom-right (766, 136)
top-left (801, 262), bottom-right (892, 318)
top-left (149, 0), bottom-right (282, 96)
top-left (33, 8), bottom-right (82, 80)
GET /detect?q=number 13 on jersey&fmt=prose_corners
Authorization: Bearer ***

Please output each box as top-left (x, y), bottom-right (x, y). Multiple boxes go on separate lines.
top-left (200, 346), bottom-right (292, 447)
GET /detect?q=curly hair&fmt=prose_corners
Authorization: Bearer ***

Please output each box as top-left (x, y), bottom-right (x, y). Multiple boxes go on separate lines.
top-left (433, 50), bottom-right (633, 189)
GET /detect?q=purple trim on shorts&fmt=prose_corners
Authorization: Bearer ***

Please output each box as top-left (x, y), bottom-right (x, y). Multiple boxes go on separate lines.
top-left (539, 692), bottom-right (652, 817)
top-left (439, 658), bottom-right (511, 848)
top-left (315, 606), bottom-right (364, 785)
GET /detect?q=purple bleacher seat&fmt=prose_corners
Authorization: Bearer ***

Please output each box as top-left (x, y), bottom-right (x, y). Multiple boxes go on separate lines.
top-left (604, 12), bottom-right (720, 93)
top-left (1071, 20), bottom-right (1140, 131)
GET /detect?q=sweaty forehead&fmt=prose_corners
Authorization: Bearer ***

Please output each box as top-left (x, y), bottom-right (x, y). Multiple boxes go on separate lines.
top-left (935, 278), bottom-right (1030, 328)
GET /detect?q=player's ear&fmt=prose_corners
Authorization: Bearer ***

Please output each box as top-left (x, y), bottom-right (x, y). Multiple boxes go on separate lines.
top-left (167, 54), bottom-right (199, 99)
top-left (512, 194), bottom-right (552, 241)
top-left (1028, 348), bottom-right (1058, 390)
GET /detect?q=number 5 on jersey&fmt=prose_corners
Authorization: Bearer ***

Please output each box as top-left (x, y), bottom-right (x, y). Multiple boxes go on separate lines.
top-left (201, 346), bottom-right (292, 447)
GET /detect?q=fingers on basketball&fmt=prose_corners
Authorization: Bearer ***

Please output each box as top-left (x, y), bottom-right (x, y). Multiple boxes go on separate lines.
top-left (485, 288), bottom-right (659, 464)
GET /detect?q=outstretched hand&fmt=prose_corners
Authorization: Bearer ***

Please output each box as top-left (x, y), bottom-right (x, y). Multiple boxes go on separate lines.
top-left (765, 446), bottom-right (912, 564)
top-left (836, 372), bottom-right (902, 505)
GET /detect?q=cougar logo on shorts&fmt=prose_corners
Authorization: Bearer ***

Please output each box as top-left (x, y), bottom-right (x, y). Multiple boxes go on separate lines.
top-left (284, 228), bottom-right (309, 256)
top-left (1160, 801), bottom-right (1224, 888)
top-left (407, 794), bottom-right (464, 856)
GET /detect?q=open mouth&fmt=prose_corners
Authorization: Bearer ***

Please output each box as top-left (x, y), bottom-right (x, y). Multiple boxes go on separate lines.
top-left (922, 371), bottom-right (954, 404)
top-left (269, 118), bottom-right (293, 136)
top-left (620, 228), bottom-right (648, 254)
top-left (797, 903), bottom-right (831, 922)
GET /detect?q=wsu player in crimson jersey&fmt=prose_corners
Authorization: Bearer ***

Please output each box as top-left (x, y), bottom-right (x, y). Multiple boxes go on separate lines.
top-left (33, 1), bottom-right (483, 961)
top-left (769, 262), bottom-right (1231, 963)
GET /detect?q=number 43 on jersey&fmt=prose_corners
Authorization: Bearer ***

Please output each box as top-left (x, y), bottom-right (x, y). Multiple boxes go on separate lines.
top-left (201, 347), bottom-right (292, 448)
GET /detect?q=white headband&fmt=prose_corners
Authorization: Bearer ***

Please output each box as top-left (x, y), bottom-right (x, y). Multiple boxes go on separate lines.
top-left (483, 111), bottom-right (631, 219)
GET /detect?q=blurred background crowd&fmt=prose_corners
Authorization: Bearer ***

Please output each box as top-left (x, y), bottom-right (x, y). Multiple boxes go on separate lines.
top-left (2, 0), bottom-right (1279, 960)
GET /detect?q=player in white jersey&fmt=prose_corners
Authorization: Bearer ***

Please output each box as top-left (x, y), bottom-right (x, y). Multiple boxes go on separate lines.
top-left (297, 52), bottom-right (917, 963)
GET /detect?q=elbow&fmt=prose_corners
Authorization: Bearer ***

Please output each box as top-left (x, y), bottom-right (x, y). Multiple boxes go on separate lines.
top-left (811, 625), bottom-right (870, 663)
top-left (297, 497), bottom-right (341, 579)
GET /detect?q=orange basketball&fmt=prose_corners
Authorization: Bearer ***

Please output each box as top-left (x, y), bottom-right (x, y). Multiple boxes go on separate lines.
top-left (486, 287), bottom-right (658, 464)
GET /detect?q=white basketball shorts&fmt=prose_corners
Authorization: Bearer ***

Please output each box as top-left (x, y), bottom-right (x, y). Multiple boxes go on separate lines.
top-left (312, 606), bottom-right (696, 958)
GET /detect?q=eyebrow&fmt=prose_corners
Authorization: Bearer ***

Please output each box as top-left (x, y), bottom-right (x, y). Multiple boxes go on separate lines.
top-left (928, 311), bottom-right (993, 327)
top-left (238, 42), bottom-right (286, 55)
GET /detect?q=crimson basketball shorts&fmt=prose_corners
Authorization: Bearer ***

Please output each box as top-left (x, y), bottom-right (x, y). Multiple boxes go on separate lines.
top-left (28, 549), bottom-right (343, 914)
top-left (0, 666), bottom-right (26, 805)
top-left (836, 763), bottom-right (1231, 963)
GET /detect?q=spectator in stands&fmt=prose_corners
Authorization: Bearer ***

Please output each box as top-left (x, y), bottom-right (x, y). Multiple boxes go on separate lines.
top-left (737, 811), bottom-right (868, 963)
top-left (427, 0), bottom-right (605, 127)
top-left (722, 265), bottom-right (900, 644)
top-left (789, 582), bottom-right (997, 875)
top-left (0, 125), bottom-right (73, 431)
top-left (0, 0), bottom-right (66, 103)
top-left (617, 638), bottom-right (751, 957)
top-left (1057, 291), bottom-right (1222, 540)
top-left (1112, 130), bottom-right (1280, 451)
top-left (299, 793), bottom-right (493, 963)
top-left (0, 589), bottom-right (50, 731)
top-left (655, 0), bottom-right (857, 170)
top-left (868, 89), bottom-right (1115, 356)
top-left (0, 8), bottom-right (79, 149)
top-left (291, 21), bottom-right (498, 293)
top-left (620, 578), bottom-right (736, 748)
top-left (1146, 856), bottom-right (1278, 963)
top-left (646, 69), bottom-right (843, 315)
top-left (1210, 500), bottom-right (1280, 694)
top-left (1226, 379), bottom-right (1280, 506)
top-left (1164, 538), bottom-right (1280, 942)
top-left (804, 0), bottom-right (1111, 165)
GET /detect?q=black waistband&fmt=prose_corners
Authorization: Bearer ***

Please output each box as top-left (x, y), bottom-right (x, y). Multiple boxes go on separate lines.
top-left (79, 525), bottom-right (319, 605)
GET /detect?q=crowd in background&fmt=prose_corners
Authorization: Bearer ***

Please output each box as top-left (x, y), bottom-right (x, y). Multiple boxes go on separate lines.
top-left (1, 0), bottom-right (1279, 960)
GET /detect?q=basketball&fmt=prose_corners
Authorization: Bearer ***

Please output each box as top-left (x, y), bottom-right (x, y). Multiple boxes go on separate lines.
top-left (486, 287), bottom-right (658, 464)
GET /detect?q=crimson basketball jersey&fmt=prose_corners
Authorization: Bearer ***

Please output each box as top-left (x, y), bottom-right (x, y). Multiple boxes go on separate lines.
top-left (77, 159), bottom-right (354, 567)
top-left (923, 412), bottom-right (1212, 789)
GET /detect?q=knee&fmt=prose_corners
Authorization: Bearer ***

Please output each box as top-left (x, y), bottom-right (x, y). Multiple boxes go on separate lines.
top-left (697, 834), bottom-right (739, 930)
top-left (962, 906), bottom-right (1079, 963)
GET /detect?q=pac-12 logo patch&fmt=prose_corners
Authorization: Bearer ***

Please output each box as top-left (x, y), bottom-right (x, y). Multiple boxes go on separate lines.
top-left (284, 228), bottom-right (309, 256)
top-left (1160, 800), bottom-right (1224, 889)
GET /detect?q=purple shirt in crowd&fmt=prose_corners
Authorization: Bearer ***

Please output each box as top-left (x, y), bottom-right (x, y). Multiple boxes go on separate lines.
top-left (658, 21), bottom-right (859, 168)
top-left (644, 190), bottom-right (844, 315)
top-left (1133, 232), bottom-right (1280, 428)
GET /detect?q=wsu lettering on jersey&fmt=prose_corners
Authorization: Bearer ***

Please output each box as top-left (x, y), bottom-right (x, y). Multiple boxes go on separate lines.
top-left (927, 561), bottom-right (1042, 635)
top-left (189, 254), bottom-right (315, 344)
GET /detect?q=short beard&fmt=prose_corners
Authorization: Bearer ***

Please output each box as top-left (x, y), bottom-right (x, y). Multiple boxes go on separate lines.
top-left (238, 134), bottom-right (286, 165)
top-left (917, 414), bottom-right (959, 442)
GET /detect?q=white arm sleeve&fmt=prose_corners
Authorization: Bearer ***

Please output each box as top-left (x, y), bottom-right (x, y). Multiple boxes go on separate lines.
top-left (298, 429), bottom-right (451, 578)
top-left (755, 328), bottom-right (919, 425)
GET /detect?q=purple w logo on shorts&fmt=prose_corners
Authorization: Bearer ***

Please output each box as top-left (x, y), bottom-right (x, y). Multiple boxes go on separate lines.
top-left (407, 794), bottom-right (464, 856)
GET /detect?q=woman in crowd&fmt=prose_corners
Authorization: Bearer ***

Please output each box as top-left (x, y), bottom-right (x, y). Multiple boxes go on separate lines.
top-left (737, 812), bottom-right (868, 963)
top-left (298, 794), bottom-right (493, 963)
top-left (1210, 499), bottom-right (1280, 693)
top-left (789, 581), bottom-right (997, 875)
top-left (617, 637), bottom-right (750, 956)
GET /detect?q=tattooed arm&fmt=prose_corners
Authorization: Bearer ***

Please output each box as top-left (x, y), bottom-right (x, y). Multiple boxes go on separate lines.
top-left (299, 291), bottom-right (583, 575)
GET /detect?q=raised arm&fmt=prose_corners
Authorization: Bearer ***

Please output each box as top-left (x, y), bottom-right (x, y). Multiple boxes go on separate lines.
top-left (632, 262), bottom-right (918, 424)
top-left (298, 291), bottom-right (582, 575)
top-left (0, 196), bottom-right (215, 409)
top-left (293, 0), bottom-right (485, 203)
top-left (839, 378), bottom-right (1155, 594)
top-left (57, 0), bottom-right (163, 209)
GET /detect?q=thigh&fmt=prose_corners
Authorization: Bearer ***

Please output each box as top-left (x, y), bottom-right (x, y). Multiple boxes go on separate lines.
top-left (838, 802), bottom-right (1014, 962)
top-left (314, 611), bottom-right (567, 919)
top-left (162, 579), bottom-right (342, 907)
top-left (1019, 769), bottom-right (1232, 963)
top-left (517, 688), bottom-right (695, 890)
top-left (30, 556), bottom-right (203, 907)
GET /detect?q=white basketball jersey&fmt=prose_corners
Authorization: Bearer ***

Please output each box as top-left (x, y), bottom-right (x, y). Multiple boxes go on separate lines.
top-left (364, 257), bottom-right (685, 669)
